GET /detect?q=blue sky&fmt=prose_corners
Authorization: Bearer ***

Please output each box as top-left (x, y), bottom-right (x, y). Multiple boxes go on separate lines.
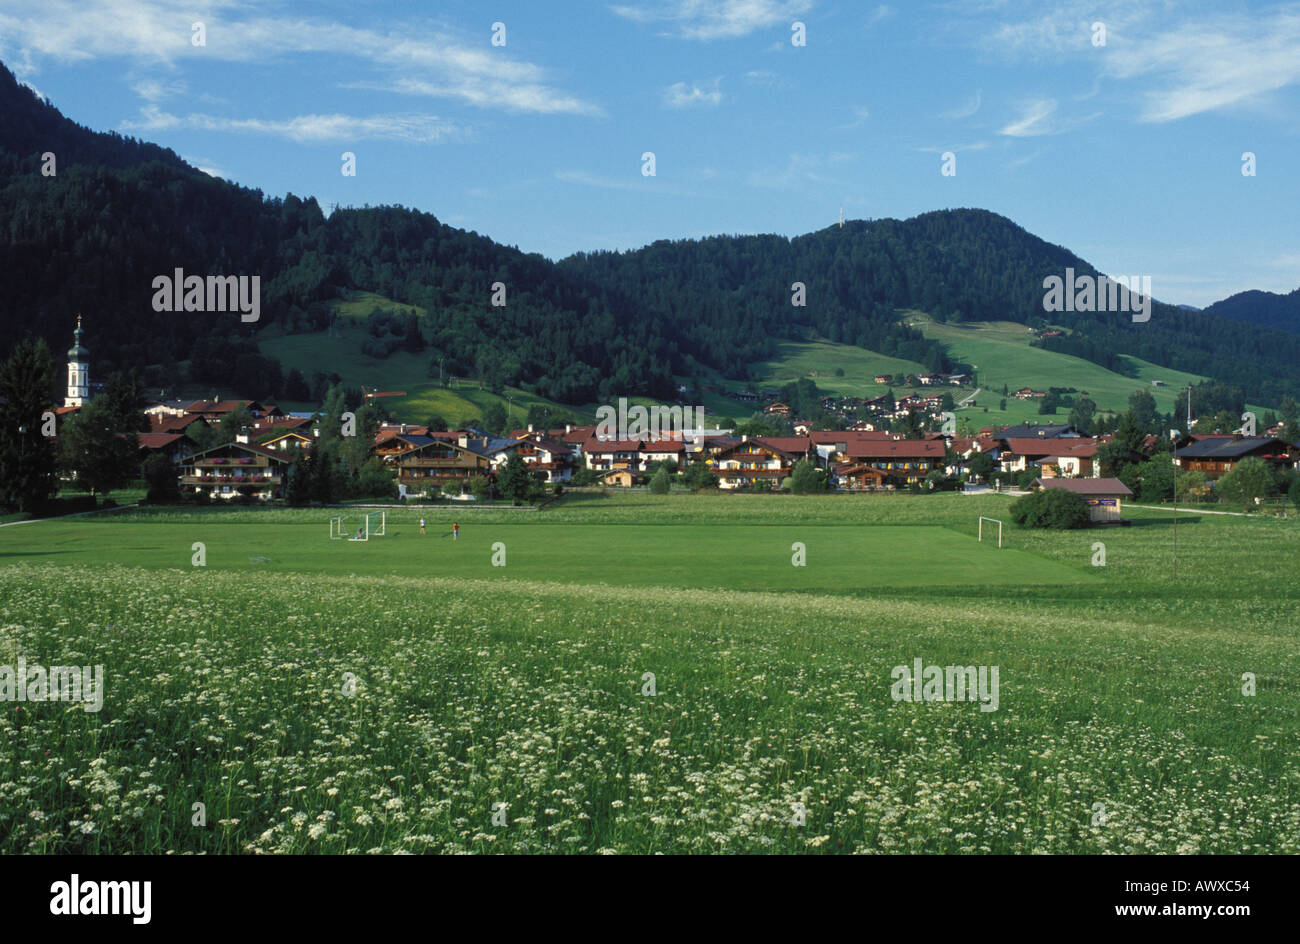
top-left (3, 0), bottom-right (1298, 307)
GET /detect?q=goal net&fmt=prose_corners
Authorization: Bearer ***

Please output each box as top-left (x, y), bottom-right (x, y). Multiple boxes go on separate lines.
top-left (978, 516), bottom-right (1003, 548)
top-left (365, 510), bottom-right (386, 537)
top-left (329, 515), bottom-right (345, 540)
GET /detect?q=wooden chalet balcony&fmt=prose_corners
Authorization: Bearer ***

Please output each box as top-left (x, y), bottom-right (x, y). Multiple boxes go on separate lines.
top-left (718, 468), bottom-right (785, 479)
top-left (182, 474), bottom-right (281, 485)
top-left (398, 456), bottom-right (479, 470)
top-left (396, 470), bottom-right (477, 482)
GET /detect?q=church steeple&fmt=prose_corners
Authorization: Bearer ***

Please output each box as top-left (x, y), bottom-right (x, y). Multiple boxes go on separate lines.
top-left (65, 315), bottom-right (89, 408)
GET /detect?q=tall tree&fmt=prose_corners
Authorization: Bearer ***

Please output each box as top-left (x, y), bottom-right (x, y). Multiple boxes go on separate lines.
top-left (1068, 395), bottom-right (1097, 432)
top-left (0, 338), bottom-right (59, 511)
top-left (58, 396), bottom-right (138, 498)
top-left (1279, 395), bottom-right (1299, 442)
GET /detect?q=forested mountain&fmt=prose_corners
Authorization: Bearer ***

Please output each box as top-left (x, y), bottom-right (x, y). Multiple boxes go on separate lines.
top-left (0, 61), bottom-right (674, 403)
top-left (562, 212), bottom-right (1300, 405)
top-left (3, 57), bottom-right (1299, 408)
top-left (1203, 288), bottom-right (1300, 335)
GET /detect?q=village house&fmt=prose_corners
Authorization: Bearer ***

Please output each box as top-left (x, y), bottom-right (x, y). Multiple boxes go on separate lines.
top-left (138, 431), bottom-right (194, 468)
top-left (1038, 440), bottom-right (1100, 478)
top-left (144, 398), bottom-right (192, 418)
top-left (837, 439), bottom-right (946, 487)
top-left (179, 441), bottom-right (291, 500)
top-left (584, 438), bottom-right (647, 473)
top-left (710, 438), bottom-right (789, 489)
top-left (385, 436), bottom-right (495, 494)
top-left (995, 437), bottom-right (1075, 475)
top-left (1173, 436), bottom-right (1295, 479)
top-left (261, 431), bottom-right (314, 453)
top-left (808, 429), bottom-right (898, 465)
top-left (998, 422), bottom-right (1084, 439)
top-left (710, 437), bottom-right (804, 489)
top-left (511, 437), bottom-right (575, 483)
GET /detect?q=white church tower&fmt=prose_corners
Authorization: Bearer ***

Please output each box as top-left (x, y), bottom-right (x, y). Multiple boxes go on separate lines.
top-left (65, 315), bottom-right (89, 408)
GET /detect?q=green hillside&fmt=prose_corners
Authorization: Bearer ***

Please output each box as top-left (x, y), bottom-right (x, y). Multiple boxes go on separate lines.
top-left (257, 321), bottom-right (590, 428)
top-left (903, 312), bottom-right (1270, 424)
top-left (749, 340), bottom-right (927, 398)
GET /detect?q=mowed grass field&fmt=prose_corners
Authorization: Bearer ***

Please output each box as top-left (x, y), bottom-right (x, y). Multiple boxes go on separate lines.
top-left (5, 517), bottom-right (1089, 592)
top-left (0, 492), bottom-right (1297, 854)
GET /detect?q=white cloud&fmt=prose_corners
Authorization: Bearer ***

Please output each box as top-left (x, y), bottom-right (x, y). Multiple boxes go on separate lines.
top-left (917, 141), bottom-right (991, 153)
top-left (611, 0), bottom-right (814, 40)
top-left (664, 78), bottom-right (723, 108)
top-left (0, 0), bottom-right (599, 117)
top-left (963, 2), bottom-right (1300, 123)
top-left (1105, 9), bottom-right (1300, 122)
top-left (743, 69), bottom-right (783, 86)
top-left (998, 98), bottom-right (1058, 136)
top-left (122, 106), bottom-right (465, 144)
top-left (747, 151), bottom-right (848, 189)
top-left (368, 78), bottom-right (602, 117)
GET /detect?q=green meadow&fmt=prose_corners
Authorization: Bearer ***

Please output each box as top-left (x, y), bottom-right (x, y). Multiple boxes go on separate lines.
top-left (0, 491), bottom-right (1297, 854)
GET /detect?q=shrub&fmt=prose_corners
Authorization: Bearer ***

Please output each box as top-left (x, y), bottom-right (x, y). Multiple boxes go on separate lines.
top-left (1175, 469), bottom-right (1210, 503)
top-left (143, 453), bottom-right (180, 504)
top-left (683, 462), bottom-right (718, 491)
top-left (788, 459), bottom-right (826, 494)
top-left (649, 467), bottom-right (671, 494)
top-left (1216, 456), bottom-right (1278, 507)
top-left (1010, 487), bottom-right (1091, 529)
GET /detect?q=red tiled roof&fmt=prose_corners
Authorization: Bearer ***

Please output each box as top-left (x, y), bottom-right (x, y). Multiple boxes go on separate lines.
top-left (187, 399), bottom-right (253, 415)
top-left (755, 436), bottom-right (811, 454)
top-left (1049, 441), bottom-right (1098, 458)
top-left (1003, 437), bottom-right (1069, 455)
top-left (844, 439), bottom-right (945, 459)
top-left (138, 432), bottom-right (185, 449)
top-left (586, 438), bottom-right (644, 452)
top-left (808, 430), bottom-right (896, 444)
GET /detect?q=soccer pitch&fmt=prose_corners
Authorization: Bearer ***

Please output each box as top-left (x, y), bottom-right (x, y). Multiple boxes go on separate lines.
top-left (1, 492), bottom-right (1297, 854)
top-left (3, 517), bottom-right (1092, 592)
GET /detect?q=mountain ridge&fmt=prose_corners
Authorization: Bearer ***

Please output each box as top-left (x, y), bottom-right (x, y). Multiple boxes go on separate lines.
top-left (1, 58), bottom-right (1296, 408)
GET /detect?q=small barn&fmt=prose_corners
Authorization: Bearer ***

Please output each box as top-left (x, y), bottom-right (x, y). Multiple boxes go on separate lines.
top-left (1031, 477), bottom-right (1133, 523)
top-left (602, 470), bottom-right (639, 488)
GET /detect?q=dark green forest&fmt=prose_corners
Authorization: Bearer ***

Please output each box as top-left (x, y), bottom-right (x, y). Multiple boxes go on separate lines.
top-left (3, 59), bottom-right (1298, 408)
top-left (1203, 287), bottom-right (1300, 335)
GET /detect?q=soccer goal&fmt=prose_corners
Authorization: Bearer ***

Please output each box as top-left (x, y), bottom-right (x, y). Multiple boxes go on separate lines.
top-left (978, 516), bottom-right (1003, 548)
top-left (329, 515), bottom-right (345, 540)
top-left (365, 510), bottom-right (386, 537)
